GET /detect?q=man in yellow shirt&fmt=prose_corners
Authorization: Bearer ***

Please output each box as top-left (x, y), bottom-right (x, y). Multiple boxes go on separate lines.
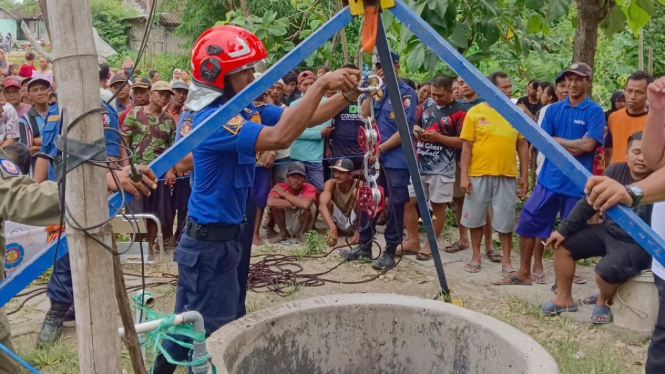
top-left (459, 71), bottom-right (529, 275)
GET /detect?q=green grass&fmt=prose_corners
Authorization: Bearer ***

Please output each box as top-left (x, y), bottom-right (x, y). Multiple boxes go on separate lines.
top-left (304, 230), bottom-right (327, 256)
top-left (17, 342), bottom-right (79, 374)
top-left (30, 267), bottom-right (53, 286)
top-left (499, 296), bottom-right (639, 374)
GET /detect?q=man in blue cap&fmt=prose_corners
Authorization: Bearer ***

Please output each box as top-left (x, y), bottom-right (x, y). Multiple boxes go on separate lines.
top-left (339, 51), bottom-right (418, 270)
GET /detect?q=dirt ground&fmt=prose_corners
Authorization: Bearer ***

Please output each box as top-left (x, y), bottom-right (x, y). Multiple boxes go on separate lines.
top-left (7, 224), bottom-right (652, 374)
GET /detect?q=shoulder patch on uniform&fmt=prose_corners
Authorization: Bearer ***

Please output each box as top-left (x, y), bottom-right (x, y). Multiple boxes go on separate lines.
top-left (223, 115), bottom-right (246, 135)
top-left (403, 98), bottom-right (411, 109)
top-left (250, 113), bottom-right (261, 123)
top-left (0, 159), bottom-right (20, 176)
top-left (102, 112), bottom-right (111, 126)
top-left (47, 115), bottom-right (60, 122)
top-left (180, 118), bottom-right (193, 137)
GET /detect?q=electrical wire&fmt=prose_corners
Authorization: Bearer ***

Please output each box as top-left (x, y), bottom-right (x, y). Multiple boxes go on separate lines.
top-left (47, 0), bottom-right (159, 305)
top-left (105, 0), bottom-right (158, 105)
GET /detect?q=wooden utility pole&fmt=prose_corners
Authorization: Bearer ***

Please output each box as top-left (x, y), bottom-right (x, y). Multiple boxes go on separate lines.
top-left (45, 0), bottom-right (123, 373)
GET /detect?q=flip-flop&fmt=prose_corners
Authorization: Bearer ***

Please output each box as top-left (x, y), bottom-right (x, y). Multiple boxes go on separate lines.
top-left (541, 300), bottom-right (578, 315)
top-left (400, 249), bottom-right (420, 256)
top-left (464, 262), bottom-right (481, 273)
top-left (591, 305), bottom-right (611, 324)
top-left (416, 252), bottom-right (432, 261)
top-left (445, 241), bottom-right (469, 253)
top-left (531, 273), bottom-right (547, 284)
top-left (492, 275), bottom-right (532, 286)
top-left (502, 268), bottom-right (515, 278)
top-left (582, 294), bottom-right (598, 305)
top-left (573, 274), bottom-right (587, 284)
top-left (486, 249), bottom-right (503, 262)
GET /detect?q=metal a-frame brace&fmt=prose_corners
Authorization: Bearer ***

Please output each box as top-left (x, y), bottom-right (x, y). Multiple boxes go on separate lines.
top-left (3, 0), bottom-right (664, 307)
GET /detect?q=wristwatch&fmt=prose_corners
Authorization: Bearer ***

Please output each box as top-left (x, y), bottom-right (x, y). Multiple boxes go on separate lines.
top-left (626, 185), bottom-right (644, 208)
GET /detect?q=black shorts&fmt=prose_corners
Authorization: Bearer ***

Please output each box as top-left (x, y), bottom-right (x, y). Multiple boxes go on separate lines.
top-left (562, 224), bottom-right (652, 284)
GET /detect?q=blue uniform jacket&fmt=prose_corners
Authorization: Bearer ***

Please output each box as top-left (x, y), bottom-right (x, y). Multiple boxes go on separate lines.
top-left (375, 80), bottom-right (418, 170)
top-left (188, 101), bottom-right (283, 225)
top-left (40, 101), bottom-right (121, 182)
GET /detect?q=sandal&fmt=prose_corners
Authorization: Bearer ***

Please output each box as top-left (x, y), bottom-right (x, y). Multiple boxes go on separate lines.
top-left (502, 268), bottom-right (515, 278)
top-left (416, 251), bottom-right (432, 261)
top-left (486, 249), bottom-right (503, 262)
top-left (445, 241), bottom-right (469, 253)
top-left (531, 273), bottom-right (547, 285)
top-left (464, 262), bottom-right (481, 273)
top-left (591, 305), bottom-right (611, 324)
top-left (542, 300), bottom-right (578, 315)
top-left (492, 275), bottom-right (532, 286)
top-left (573, 274), bottom-right (586, 284)
top-left (583, 294), bottom-right (598, 305)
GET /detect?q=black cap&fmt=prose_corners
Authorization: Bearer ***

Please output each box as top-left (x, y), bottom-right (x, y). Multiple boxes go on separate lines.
top-left (555, 70), bottom-right (566, 83)
top-left (110, 74), bottom-right (127, 86)
top-left (132, 77), bottom-right (152, 89)
top-left (282, 70), bottom-right (298, 84)
top-left (330, 158), bottom-right (354, 172)
top-left (287, 162), bottom-right (307, 177)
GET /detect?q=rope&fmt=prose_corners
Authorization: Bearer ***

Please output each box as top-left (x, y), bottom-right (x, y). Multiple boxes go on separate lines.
top-left (615, 285), bottom-right (650, 319)
top-left (131, 294), bottom-right (216, 374)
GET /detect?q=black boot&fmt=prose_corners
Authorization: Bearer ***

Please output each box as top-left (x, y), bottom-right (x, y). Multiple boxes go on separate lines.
top-left (339, 245), bottom-right (371, 260)
top-left (64, 305), bottom-right (75, 322)
top-left (372, 251), bottom-right (396, 270)
top-left (36, 302), bottom-right (70, 347)
top-left (152, 353), bottom-right (178, 374)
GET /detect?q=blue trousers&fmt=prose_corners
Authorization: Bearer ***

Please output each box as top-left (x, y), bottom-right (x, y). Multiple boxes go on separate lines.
top-left (160, 232), bottom-right (242, 363)
top-left (236, 196), bottom-right (255, 319)
top-left (358, 168), bottom-right (410, 253)
top-left (46, 253), bottom-right (74, 306)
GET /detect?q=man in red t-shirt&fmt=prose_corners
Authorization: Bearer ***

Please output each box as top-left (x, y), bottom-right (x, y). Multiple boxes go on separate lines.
top-left (18, 52), bottom-right (36, 78)
top-left (267, 162), bottom-right (317, 243)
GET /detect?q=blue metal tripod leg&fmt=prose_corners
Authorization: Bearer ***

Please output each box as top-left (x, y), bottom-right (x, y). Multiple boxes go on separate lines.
top-left (375, 15), bottom-right (450, 295)
top-left (390, 0), bottom-right (665, 263)
top-left (0, 7), bottom-right (354, 308)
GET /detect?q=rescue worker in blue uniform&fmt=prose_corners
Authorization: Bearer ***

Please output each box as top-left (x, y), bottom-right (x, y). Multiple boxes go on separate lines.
top-left (152, 25), bottom-right (361, 373)
top-left (31, 95), bottom-right (123, 346)
top-left (340, 52), bottom-right (418, 270)
top-left (173, 109), bottom-right (194, 243)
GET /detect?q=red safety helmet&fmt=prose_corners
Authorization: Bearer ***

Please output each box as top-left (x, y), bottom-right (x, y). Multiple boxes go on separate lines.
top-left (191, 25), bottom-right (268, 92)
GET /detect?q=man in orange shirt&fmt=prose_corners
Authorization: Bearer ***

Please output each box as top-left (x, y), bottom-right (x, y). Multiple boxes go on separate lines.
top-left (606, 71), bottom-right (652, 164)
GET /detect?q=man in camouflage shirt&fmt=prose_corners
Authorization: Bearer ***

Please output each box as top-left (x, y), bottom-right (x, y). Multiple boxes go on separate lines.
top-left (121, 81), bottom-right (176, 258)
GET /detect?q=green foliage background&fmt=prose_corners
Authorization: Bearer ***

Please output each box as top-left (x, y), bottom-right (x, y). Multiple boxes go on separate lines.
top-left (5, 0), bottom-right (660, 107)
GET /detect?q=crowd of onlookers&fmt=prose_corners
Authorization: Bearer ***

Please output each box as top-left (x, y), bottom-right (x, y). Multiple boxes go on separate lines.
top-left (236, 62), bottom-right (658, 328)
top-left (0, 52), bottom-right (659, 329)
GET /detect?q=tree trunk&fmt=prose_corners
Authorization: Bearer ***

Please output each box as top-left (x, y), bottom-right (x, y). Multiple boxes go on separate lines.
top-left (340, 27), bottom-right (349, 63)
top-left (239, 0), bottom-right (250, 17)
top-left (573, 0), bottom-right (614, 73)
